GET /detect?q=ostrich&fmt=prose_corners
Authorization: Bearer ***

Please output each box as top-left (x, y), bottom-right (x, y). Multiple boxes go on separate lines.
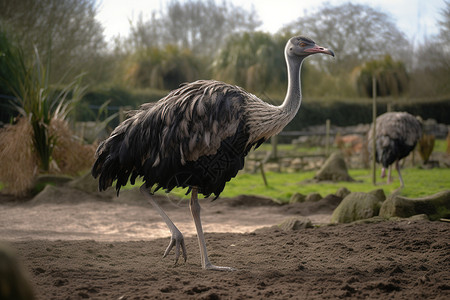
top-left (92, 36), bottom-right (334, 270)
top-left (368, 112), bottom-right (422, 187)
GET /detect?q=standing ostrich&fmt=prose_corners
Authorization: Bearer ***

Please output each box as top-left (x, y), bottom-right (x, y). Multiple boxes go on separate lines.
top-left (92, 36), bottom-right (334, 270)
top-left (368, 112), bottom-right (422, 187)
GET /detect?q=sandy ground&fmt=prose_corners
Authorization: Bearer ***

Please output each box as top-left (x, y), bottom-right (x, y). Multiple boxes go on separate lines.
top-left (0, 188), bottom-right (449, 299)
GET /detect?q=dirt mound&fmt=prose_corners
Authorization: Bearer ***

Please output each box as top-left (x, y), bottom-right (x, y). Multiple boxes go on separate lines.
top-left (279, 194), bottom-right (342, 215)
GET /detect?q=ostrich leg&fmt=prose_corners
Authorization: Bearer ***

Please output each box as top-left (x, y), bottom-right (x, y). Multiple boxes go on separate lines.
top-left (140, 185), bottom-right (187, 264)
top-left (395, 160), bottom-right (405, 187)
top-left (190, 187), bottom-right (235, 271)
top-left (387, 165), bottom-right (393, 184)
top-left (381, 167), bottom-right (386, 178)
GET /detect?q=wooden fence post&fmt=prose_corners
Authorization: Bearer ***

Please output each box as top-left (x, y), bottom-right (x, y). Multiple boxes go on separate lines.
top-left (259, 162), bottom-right (268, 187)
top-left (371, 75), bottom-right (377, 185)
top-left (271, 135), bottom-right (278, 160)
top-left (325, 119), bottom-right (330, 157)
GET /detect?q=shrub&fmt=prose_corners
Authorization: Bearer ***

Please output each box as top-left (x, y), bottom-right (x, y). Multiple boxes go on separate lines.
top-left (0, 118), bottom-right (37, 196)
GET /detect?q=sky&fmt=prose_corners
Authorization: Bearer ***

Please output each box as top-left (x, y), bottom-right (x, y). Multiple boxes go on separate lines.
top-left (96, 0), bottom-right (446, 45)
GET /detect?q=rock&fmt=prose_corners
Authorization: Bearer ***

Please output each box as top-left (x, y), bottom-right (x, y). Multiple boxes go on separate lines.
top-left (67, 172), bottom-right (100, 193)
top-left (279, 217), bottom-right (312, 231)
top-left (290, 158), bottom-right (304, 171)
top-left (225, 194), bottom-right (281, 206)
top-left (379, 190), bottom-right (450, 220)
top-left (320, 194), bottom-right (343, 208)
top-left (335, 187), bottom-right (351, 198)
top-left (30, 185), bottom-right (103, 204)
top-left (0, 244), bottom-right (35, 300)
top-left (305, 192), bottom-right (322, 202)
top-left (330, 192), bottom-right (383, 223)
top-left (117, 188), bottom-right (172, 206)
top-left (314, 152), bottom-right (354, 182)
top-left (290, 192), bottom-right (306, 203)
top-left (33, 174), bottom-right (73, 187)
top-left (67, 172), bottom-right (116, 199)
top-left (408, 214), bottom-right (429, 221)
top-left (368, 189), bottom-right (386, 202)
top-left (264, 163), bottom-right (280, 172)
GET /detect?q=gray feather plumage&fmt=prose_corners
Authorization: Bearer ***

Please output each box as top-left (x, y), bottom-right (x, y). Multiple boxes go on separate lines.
top-left (92, 79), bottom-right (283, 196)
top-left (368, 112), bottom-right (422, 167)
top-left (368, 112), bottom-right (422, 146)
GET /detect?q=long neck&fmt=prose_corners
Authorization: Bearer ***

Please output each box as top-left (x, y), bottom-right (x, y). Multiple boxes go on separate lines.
top-left (279, 55), bottom-right (304, 116)
top-left (245, 54), bottom-right (306, 142)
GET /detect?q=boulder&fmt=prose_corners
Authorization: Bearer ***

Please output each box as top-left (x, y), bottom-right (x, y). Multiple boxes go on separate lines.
top-left (290, 158), bottom-right (304, 171)
top-left (305, 192), bottom-right (322, 202)
top-left (314, 152), bottom-right (354, 182)
top-left (33, 174), bottom-right (73, 187)
top-left (335, 187), bottom-right (351, 198)
top-left (279, 217), bottom-right (313, 231)
top-left (67, 172), bottom-right (115, 199)
top-left (30, 185), bottom-right (101, 204)
top-left (117, 187), bottom-right (173, 206)
top-left (379, 190), bottom-right (450, 220)
top-left (368, 189), bottom-right (386, 202)
top-left (67, 172), bottom-right (100, 193)
top-left (330, 192), bottom-right (383, 223)
top-left (290, 192), bottom-right (306, 203)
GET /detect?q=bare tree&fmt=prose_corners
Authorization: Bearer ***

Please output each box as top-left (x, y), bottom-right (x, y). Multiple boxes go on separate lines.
top-left (128, 0), bottom-right (261, 56)
top-left (283, 3), bottom-right (410, 75)
top-left (409, 1), bottom-right (450, 97)
top-left (212, 32), bottom-right (285, 94)
top-left (438, 1), bottom-right (450, 44)
top-left (357, 55), bottom-right (409, 97)
top-left (0, 0), bottom-right (106, 83)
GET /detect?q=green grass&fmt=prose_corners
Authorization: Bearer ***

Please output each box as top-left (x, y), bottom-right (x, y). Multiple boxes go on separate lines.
top-left (433, 139), bottom-right (448, 153)
top-left (254, 142), bottom-right (339, 155)
top-left (124, 167), bottom-right (450, 203)
top-left (118, 139), bottom-right (449, 202)
top-left (2, 139), bottom-right (447, 202)
top-left (219, 168), bottom-right (449, 201)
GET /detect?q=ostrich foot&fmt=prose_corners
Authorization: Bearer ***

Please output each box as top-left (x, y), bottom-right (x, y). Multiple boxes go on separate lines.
top-left (139, 185), bottom-right (187, 265)
top-left (163, 229), bottom-right (187, 265)
top-left (204, 263), bottom-right (236, 271)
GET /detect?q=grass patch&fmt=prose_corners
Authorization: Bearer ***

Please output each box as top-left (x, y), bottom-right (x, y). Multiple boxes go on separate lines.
top-left (122, 167), bottom-right (450, 203)
top-left (433, 139), bottom-right (447, 153)
top-left (220, 168), bottom-right (450, 201)
top-left (254, 142), bottom-right (339, 155)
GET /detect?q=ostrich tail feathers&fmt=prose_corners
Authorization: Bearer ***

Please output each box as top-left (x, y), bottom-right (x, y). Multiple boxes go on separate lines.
top-left (91, 129), bottom-right (132, 194)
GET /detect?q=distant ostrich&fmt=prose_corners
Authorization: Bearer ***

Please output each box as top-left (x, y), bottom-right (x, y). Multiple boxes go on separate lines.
top-left (92, 36), bottom-right (334, 270)
top-left (368, 112), bottom-right (422, 187)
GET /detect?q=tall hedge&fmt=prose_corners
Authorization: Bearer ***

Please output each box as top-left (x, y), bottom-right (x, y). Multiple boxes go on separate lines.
top-left (76, 87), bottom-right (449, 131)
top-left (284, 99), bottom-right (450, 130)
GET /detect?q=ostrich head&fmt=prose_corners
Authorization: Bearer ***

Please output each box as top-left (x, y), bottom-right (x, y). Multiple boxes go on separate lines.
top-left (285, 36), bottom-right (335, 58)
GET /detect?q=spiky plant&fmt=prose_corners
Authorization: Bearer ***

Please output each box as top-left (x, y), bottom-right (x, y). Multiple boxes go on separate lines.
top-left (0, 29), bottom-right (92, 195)
top-left (0, 29), bottom-right (85, 172)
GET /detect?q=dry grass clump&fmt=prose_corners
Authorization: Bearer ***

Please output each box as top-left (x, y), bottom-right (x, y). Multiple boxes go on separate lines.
top-left (418, 134), bottom-right (435, 164)
top-left (50, 118), bottom-right (96, 175)
top-left (0, 118), bottom-right (38, 196)
top-left (447, 131), bottom-right (450, 155)
top-left (0, 117), bottom-right (97, 196)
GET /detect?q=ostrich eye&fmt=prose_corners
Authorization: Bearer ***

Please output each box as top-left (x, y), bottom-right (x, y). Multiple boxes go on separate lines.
top-left (299, 42), bottom-right (307, 47)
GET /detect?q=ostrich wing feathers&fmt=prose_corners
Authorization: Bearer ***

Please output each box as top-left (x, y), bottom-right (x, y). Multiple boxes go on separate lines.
top-left (92, 80), bottom-right (263, 197)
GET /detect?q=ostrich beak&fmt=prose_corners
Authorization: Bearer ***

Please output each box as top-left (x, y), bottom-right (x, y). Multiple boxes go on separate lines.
top-left (305, 44), bottom-right (335, 57)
